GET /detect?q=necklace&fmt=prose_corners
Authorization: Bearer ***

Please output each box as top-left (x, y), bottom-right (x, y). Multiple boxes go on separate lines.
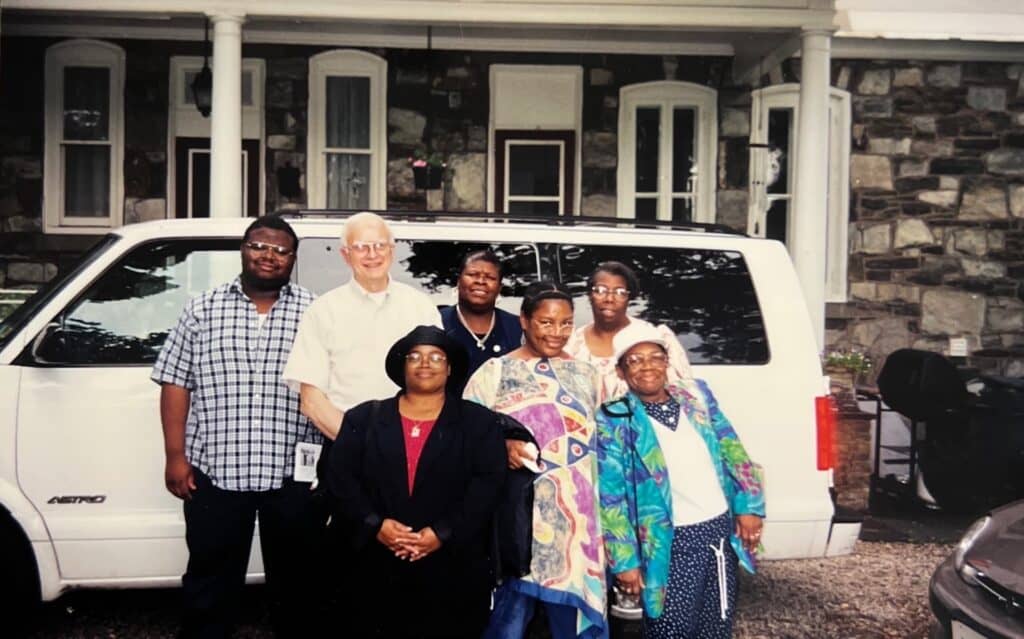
top-left (456, 303), bottom-right (496, 351)
top-left (400, 397), bottom-right (441, 438)
top-left (405, 417), bottom-right (436, 438)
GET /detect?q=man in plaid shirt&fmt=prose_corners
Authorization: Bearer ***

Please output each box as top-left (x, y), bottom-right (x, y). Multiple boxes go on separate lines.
top-left (152, 215), bottom-right (322, 639)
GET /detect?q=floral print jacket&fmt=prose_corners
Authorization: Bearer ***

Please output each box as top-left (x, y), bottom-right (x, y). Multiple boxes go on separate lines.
top-left (596, 379), bottom-right (766, 619)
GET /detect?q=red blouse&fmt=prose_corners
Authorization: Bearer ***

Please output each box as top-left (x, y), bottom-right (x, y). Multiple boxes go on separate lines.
top-left (400, 415), bottom-right (437, 494)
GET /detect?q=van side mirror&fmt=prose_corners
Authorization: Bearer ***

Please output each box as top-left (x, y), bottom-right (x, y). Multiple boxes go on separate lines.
top-left (31, 320), bottom-right (65, 364)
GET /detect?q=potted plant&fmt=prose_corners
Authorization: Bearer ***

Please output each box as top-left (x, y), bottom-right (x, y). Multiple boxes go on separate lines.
top-left (824, 349), bottom-right (873, 391)
top-left (409, 148), bottom-right (446, 190)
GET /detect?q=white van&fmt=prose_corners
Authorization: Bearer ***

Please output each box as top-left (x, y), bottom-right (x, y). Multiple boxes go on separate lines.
top-left (0, 214), bottom-right (841, 616)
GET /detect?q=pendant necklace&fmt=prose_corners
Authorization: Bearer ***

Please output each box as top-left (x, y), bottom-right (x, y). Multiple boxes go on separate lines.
top-left (408, 419), bottom-right (427, 438)
top-left (456, 303), bottom-right (496, 351)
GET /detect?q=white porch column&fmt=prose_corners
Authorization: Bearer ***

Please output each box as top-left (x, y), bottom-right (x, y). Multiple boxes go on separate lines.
top-left (208, 12), bottom-right (245, 218)
top-left (791, 29), bottom-right (832, 351)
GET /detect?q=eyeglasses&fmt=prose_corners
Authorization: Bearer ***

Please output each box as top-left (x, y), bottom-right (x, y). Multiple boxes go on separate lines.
top-left (533, 319), bottom-right (574, 336)
top-left (622, 351), bottom-right (669, 371)
top-left (345, 241), bottom-right (393, 256)
top-left (243, 241), bottom-right (294, 257)
top-left (591, 285), bottom-right (630, 300)
top-left (405, 351), bottom-right (448, 367)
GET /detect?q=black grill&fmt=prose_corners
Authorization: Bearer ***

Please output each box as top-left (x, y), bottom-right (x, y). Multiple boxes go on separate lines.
top-left (974, 573), bottom-right (1024, 618)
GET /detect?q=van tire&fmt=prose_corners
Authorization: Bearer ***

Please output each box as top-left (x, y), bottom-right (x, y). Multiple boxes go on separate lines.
top-left (0, 513), bottom-right (41, 633)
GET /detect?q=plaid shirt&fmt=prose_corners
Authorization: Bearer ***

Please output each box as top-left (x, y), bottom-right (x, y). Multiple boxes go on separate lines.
top-left (152, 277), bottom-right (319, 492)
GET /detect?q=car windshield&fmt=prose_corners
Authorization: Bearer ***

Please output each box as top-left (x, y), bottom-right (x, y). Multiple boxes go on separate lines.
top-left (0, 234), bottom-right (118, 353)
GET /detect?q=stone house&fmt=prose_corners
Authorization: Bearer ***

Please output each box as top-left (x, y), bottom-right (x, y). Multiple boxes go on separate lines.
top-left (1, 0), bottom-right (1023, 377)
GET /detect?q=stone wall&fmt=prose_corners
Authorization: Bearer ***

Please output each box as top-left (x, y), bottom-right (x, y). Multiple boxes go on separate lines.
top-left (377, 51), bottom-right (730, 214)
top-left (829, 60), bottom-right (1024, 378)
top-left (259, 47), bottom-right (310, 214)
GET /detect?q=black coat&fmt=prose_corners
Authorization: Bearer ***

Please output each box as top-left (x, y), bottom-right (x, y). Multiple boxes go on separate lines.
top-left (492, 413), bottom-right (537, 580)
top-left (326, 394), bottom-right (507, 594)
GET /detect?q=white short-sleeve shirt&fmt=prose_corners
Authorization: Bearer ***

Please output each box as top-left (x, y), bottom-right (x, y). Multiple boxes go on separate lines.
top-left (282, 278), bottom-right (442, 410)
top-left (649, 411), bottom-right (728, 526)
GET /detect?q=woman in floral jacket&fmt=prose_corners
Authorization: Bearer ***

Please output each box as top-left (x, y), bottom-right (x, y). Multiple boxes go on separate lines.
top-left (596, 323), bottom-right (765, 639)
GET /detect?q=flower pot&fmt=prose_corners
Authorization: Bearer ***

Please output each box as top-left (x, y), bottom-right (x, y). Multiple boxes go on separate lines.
top-left (412, 165), bottom-right (443, 190)
top-left (825, 366), bottom-right (864, 396)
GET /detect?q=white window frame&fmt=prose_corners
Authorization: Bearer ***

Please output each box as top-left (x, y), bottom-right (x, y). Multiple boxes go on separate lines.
top-left (307, 50), bottom-right (387, 210)
top-left (43, 39), bottom-right (125, 234)
top-left (502, 138), bottom-right (566, 214)
top-left (749, 84), bottom-right (851, 302)
top-left (488, 64), bottom-right (583, 215)
top-left (617, 81), bottom-right (717, 223)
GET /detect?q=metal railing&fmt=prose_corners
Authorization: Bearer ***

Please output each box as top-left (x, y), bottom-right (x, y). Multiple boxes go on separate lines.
top-left (0, 288), bottom-right (37, 321)
top-left (0, 288), bottom-right (36, 307)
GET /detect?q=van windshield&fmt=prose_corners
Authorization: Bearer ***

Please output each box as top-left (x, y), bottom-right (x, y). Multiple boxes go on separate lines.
top-left (0, 234), bottom-right (118, 353)
top-left (558, 244), bottom-right (769, 365)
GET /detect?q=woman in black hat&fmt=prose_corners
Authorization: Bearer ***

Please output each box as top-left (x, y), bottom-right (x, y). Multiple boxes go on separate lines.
top-left (326, 325), bottom-right (507, 639)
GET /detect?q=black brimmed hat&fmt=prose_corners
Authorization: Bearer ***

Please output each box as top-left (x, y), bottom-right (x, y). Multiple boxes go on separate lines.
top-left (384, 325), bottom-right (469, 392)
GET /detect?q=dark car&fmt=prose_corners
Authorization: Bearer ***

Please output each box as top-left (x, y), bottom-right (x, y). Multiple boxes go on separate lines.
top-left (930, 499), bottom-right (1024, 639)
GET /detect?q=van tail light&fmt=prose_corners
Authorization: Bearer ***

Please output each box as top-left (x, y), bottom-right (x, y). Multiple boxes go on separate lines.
top-left (815, 395), bottom-right (836, 471)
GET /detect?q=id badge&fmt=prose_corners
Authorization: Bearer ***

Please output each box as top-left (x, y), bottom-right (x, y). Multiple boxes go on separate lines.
top-left (294, 442), bottom-right (322, 483)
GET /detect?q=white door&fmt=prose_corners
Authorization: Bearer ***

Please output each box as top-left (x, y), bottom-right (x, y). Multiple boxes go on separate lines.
top-left (15, 239), bottom-right (246, 582)
top-left (748, 84), bottom-right (851, 302)
top-left (168, 57), bottom-right (265, 219)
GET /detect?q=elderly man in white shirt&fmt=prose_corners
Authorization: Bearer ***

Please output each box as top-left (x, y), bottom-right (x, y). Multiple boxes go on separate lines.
top-left (283, 212), bottom-right (441, 439)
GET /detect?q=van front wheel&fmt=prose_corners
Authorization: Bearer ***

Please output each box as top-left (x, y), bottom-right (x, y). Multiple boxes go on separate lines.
top-left (0, 514), bottom-right (41, 633)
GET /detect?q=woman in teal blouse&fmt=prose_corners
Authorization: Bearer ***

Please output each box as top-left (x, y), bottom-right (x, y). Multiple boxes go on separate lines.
top-left (596, 323), bottom-right (765, 638)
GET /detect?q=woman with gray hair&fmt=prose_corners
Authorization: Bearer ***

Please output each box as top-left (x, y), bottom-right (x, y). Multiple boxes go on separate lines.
top-left (596, 322), bottom-right (765, 639)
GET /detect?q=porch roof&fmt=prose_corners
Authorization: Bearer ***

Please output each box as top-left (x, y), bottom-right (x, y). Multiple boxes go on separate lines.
top-left (3, 0), bottom-right (836, 31)
top-left (3, 0), bottom-right (834, 80)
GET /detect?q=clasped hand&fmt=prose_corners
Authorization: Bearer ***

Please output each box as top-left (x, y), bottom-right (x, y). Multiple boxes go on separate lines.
top-left (376, 518), bottom-right (441, 561)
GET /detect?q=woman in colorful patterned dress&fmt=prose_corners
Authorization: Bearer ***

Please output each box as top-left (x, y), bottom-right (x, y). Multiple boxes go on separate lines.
top-left (464, 281), bottom-right (608, 639)
top-left (596, 322), bottom-right (765, 639)
top-left (566, 261), bottom-right (691, 404)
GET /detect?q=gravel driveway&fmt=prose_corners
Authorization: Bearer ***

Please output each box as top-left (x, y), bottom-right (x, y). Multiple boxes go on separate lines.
top-left (21, 539), bottom-right (952, 639)
top-left (734, 541), bottom-right (951, 638)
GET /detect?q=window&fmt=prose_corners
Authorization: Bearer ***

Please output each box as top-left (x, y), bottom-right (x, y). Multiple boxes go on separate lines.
top-left (307, 50), bottom-right (387, 210)
top-left (494, 131), bottom-right (575, 216)
top-left (28, 240), bottom-right (240, 365)
top-left (297, 238), bottom-right (541, 313)
top-left (44, 40), bottom-right (125, 234)
top-left (617, 82), bottom-right (718, 223)
top-left (557, 244), bottom-right (768, 365)
top-left (1, 236), bottom-right (117, 353)
top-left (749, 84), bottom-right (851, 302)
top-left (489, 65), bottom-right (583, 215)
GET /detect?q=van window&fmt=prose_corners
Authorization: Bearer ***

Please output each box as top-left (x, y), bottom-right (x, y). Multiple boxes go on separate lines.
top-left (25, 240), bottom-right (240, 366)
top-left (296, 238), bottom-right (541, 315)
top-left (558, 244), bottom-right (769, 365)
top-left (0, 235), bottom-right (117, 353)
